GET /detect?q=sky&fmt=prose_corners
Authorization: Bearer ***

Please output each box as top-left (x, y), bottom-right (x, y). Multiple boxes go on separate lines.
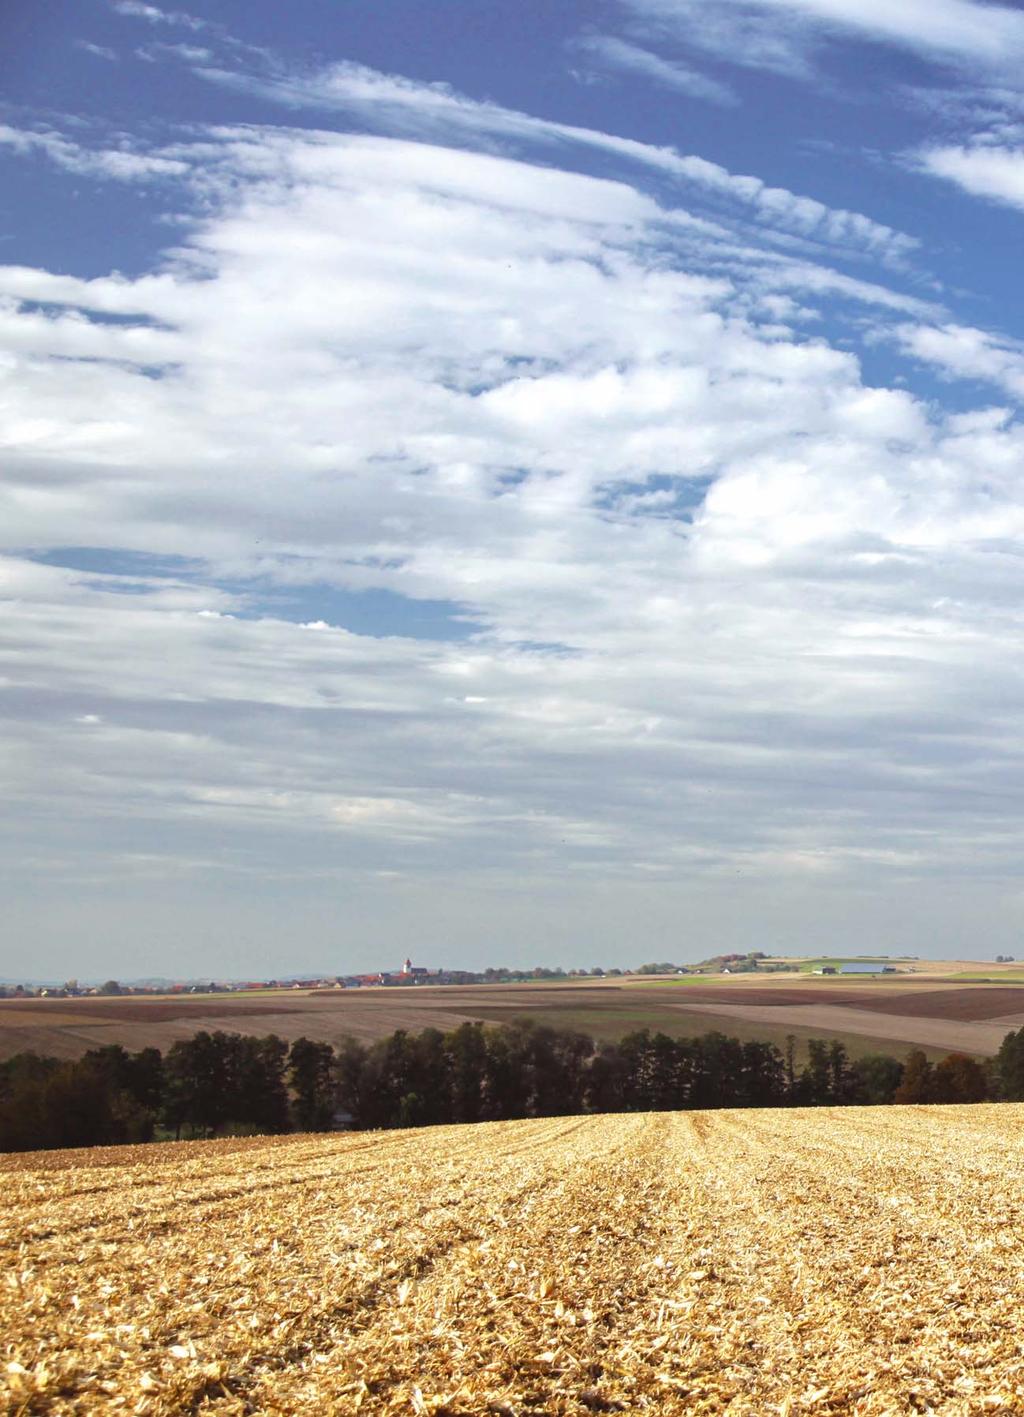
top-left (5, 0), bottom-right (1024, 978)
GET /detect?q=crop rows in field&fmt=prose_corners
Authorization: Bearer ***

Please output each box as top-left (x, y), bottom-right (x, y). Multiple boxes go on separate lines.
top-left (5, 1106), bottom-right (1024, 1414)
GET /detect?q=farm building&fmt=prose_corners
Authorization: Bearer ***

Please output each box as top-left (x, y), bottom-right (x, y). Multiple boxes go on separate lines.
top-left (839, 961), bottom-right (890, 975)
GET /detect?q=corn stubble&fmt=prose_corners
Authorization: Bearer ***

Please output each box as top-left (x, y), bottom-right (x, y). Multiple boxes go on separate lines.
top-left (4, 1105), bottom-right (1024, 1414)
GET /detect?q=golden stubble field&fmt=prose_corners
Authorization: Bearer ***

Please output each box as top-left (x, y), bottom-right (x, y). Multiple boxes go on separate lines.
top-left (5, 1106), bottom-right (1024, 1415)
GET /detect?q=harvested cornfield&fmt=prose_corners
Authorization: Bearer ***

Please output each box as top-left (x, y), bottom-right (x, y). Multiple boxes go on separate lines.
top-left (5, 1108), bottom-right (1024, 1414)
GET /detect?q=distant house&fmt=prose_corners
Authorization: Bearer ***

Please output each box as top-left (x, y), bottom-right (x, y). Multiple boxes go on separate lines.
top-left (818, 966), bottom-right (837, 976)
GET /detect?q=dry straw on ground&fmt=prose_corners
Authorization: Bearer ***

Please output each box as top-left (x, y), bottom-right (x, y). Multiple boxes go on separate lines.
top-left (4, 1105), bottom-right (1024, 1413)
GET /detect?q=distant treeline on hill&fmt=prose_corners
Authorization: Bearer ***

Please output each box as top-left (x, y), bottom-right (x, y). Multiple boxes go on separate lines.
top-left (4, 1020), bottom-right (1024, 1154)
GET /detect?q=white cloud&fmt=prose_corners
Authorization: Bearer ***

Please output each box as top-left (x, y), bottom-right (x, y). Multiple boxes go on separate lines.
top-left (111, 0), bottom-right (207, 31)
top-left (617, 0), bottom-right (816, 77)
top-left (747, 258), bottom-right (938, 317)
top-left (740, 0), bottom-right (1024, 64)
top-left (137, 41), bottom-right (214, 63)
top-left (194, 60), bottom-right (917, 262)
top-left (76, 40), bottom-right (118, 61)
top-left (0, 125), bottom-right (188, 181)
top-left (619, 0), bottom-right (1024, 77)
top-left (7, 122), bottom-right (1024, 967)
top-left (894, 321), bottom-right (1024, 400)
top-left (573, 35), bottom-right (738, 106)
top-left (919, 142), bottom-right (1024, 210)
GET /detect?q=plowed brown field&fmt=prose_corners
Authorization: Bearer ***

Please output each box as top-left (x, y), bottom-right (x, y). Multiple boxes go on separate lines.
top-left (9, 978), bottom-right (1024, 1063)
top-left (5, 1107), bottom-right (1024, 1414)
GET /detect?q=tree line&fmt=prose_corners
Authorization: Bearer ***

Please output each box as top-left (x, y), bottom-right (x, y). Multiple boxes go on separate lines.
top-left (3, 1020), bottom-right (1024, 1153)
top-left (0, 1034), bottom-right (336, 1152)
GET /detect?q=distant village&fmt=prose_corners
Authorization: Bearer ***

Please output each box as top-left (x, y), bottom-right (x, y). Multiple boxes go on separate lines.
top-left (0, 957), bottom-right (629, 999)
top-left (0, 950), bottom-right (946, 999)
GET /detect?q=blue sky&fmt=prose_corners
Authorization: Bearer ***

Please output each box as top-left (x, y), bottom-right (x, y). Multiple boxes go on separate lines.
top-left (5, 0), bottom-right (1024, 977)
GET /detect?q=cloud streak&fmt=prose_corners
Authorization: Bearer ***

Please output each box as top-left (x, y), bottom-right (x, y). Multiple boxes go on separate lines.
top-left (919, 141), bottom-right (1024, 211)
top-left (193, 59), bottom-right (918, 262)
top-left (618, 0), bottom-right (1024, 79)
top-left (110, 0), bottom-right (207, 31)
top-left (572, 35), bottom-right (738, 106)
top-left (894, 320), bottom-right (1024, 400)
top-left (0, 125), bottom-right (188, 181)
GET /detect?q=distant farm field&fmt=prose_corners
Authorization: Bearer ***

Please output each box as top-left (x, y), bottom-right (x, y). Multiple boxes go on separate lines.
top-left (6, 1106), bottom-right (1024, 1413)
top-left (5, 972), bottom-right (1024, 1062)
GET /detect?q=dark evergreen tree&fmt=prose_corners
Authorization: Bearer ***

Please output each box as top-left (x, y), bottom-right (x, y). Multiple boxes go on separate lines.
top-left (128, 1048), bottom-right (165, 1115)
top-left (446, 1022), bottom-right (488, 1123)
top-left (738, 1040), bottom-right (786, 1107)
top-left (647, 1032), bottom-right (686, 1110)
top-left (585, 1042), bottom-right (629, 1113)
top-left (482, 1024), bottom-right (532, 1120)
top-left (400, 1028), bottom-right (451, 1127)
top-left (828, 1041), bottom-right (853, 1104)
top-left (288, 1038), bottom-right (337, 1131)
top-left (849, 1053), bottom-right (904, 1105)
top-left (235, 1035), bottom-right (290, 1133)
top-left (617, 1030), bottom-right (657, 1110)
top-left (799, 1039), bottom-right (833, 1106)
top-left (80, 1044), bottom-right (162, 1140)
top-left (690, 1032), bottom-right (744, 1109)
top-left (163, 1031), bottom-right (237, 1137)
top-left (334, 1037), bottom-right (369, 1122)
